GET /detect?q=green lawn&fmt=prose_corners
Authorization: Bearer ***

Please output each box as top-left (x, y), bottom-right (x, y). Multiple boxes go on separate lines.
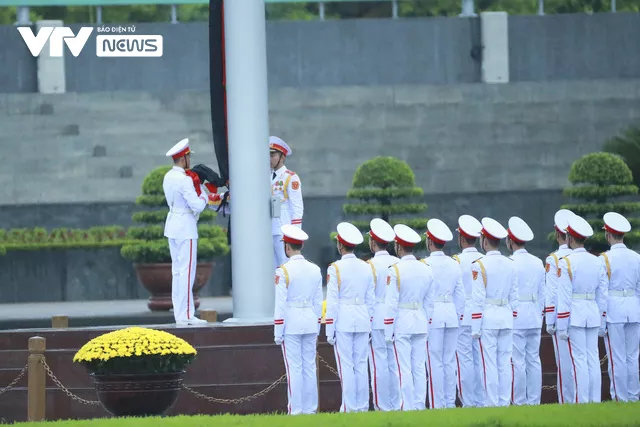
top-left (12, 402), bottom-right (640, 426)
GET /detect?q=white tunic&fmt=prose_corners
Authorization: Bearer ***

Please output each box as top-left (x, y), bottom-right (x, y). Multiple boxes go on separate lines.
top-left (271, 165), bottom-right (304, 235)
top-left (600, 243), bottom-right (640, 324)
top-left (368, 250), bottom-right (400, 330)
top-left (273, 254), bottom-right (323, 337)
top-left (162, 166), bottom-right (208, 240)
top-left (423, 251), bottom-right (465, 328)
top-left (510, 248), bottom-right (545, 330)
top-left (325, 253), bottom-right (376, 336)
top-left (453, 248), bottom-right (484, 327)
top-left (544, 244), bottom-right (573, 326)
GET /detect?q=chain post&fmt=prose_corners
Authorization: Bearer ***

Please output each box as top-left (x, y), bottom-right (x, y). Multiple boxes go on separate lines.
top-left (28, 336), bottom-right (46, 422)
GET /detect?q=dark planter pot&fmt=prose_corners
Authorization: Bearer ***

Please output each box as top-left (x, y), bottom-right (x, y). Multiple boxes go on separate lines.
top-left (91, 371), bottom-right (185, 416)
top-left (135, 262), bottom-right (214, 311)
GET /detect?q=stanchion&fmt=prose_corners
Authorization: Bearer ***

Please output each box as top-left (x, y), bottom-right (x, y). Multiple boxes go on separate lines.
top-left (51, 315), bottom-right (68, 328)
top-left (199, 310), bottom-right (218, 323)
top-left (27, 336), bottom-right (46, 421)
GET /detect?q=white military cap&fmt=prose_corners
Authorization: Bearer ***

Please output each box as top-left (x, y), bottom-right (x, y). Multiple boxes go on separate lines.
top-left (457, 214), bottom-right (482, 239)
top-left (426, 218), bottom-right (453, 244)
top-left (165, 138), bottom-right (193, 159)
top-left (603, 212), bottom-right (631, 235)
top-left (507, 216), bottom-right (534, 243)
top-left (565, 215), bottom-right (593, 239)
top-left (280, 224), bottom-right (308, 245)
top-left (269, 136), bottom-right (292, 156)
top-left (554, 209), bottom-right (574, 234)
top-left (393, 224), bottom-right (421, 247)
top-left (481, 217), bottom-right (508, 241)
top-left (336, 222), bottom-right (364, 247)
top-left (369, 218), bottom-right (395, 244)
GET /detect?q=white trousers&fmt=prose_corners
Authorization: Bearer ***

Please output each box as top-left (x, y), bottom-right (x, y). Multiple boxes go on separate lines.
top-left (369, 329), bottom-right (398, 411)
top-left (273, 235), bottom-right (288, 269)
top-left (390, 333), bottom-right (427, 411)
top-left (551, 331), bottom-right (577, 404)
top-left (426, 327), bottom-right (458, 409)
top-left (334, 331), bottom-right (369, 412)
top-left (168, 238), bottom-right (198, 323)
top-left (605, 322), bottom-right (640, 402)
top-left (568, 326), bottom-right (600, 403)
top-left (478, 329), bottom-right (513, 407)
top-left (458, 326), bottom-right (483, 407)
top-left (512, 328), bottom-right (542, 405)
top-left (281, 333), bottom-right (318, 415)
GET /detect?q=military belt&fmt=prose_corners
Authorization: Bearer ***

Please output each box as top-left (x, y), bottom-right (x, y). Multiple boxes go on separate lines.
top-left (486, 298), bottom-right (508, 306)
top-left (609, 289), bottom-right (635, 297)
top-left (287, 301), bottom-right (312, 308)
top-left (519, 294), bottom-right (537, 302)
top-left (398, 302), bottom-right (421, 310)
top-left (435, 295), bottom-right (453, 303)
top-left (169, 208), bottom-right (193, 214)
top-left (572, 293), bottom-right (595, 300)
top-left (340, 298), bottom-right (365, 306)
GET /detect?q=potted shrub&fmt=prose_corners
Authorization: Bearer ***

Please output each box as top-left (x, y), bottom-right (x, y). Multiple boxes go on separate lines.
top-left (121, 166), bottom-right (230, 311)
top-left (73, 326), bottom-right (197, 416)
top-left (552, 152), bottom-right (640, 253)
top-left (329, 156), bottom-right (429, 258)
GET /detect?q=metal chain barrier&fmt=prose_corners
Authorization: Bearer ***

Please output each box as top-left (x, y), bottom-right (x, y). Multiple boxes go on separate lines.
top-left (0, 364), bottom-right (28, 398)
top-left (41, 360), bottom-right (101, 406)
top-left (318, 355), bottom-right (340, 377)
top-left (182, 373), bottom-right (287, 404)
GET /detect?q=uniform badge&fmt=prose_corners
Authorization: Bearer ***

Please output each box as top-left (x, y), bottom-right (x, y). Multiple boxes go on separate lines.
top-left (292, 181), bottom-right (300, 190)
top-left (545, 264), bottom-right (550, 273)
top-left (472, 271), bottom-right (478, 281)
top-left (386, 275), bottom-right (391, 285)
top-left (557, 268), bottom-right (561, 278)
top-left (275, 275), bottom-right (280, 285)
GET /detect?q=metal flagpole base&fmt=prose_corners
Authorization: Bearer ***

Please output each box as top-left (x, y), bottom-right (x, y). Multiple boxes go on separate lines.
top-left (222, 317), bottom-right (273, 326)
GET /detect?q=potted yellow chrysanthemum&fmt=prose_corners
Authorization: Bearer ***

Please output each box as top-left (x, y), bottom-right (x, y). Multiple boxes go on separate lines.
top-left (73, 327), bottom-right (197, 416)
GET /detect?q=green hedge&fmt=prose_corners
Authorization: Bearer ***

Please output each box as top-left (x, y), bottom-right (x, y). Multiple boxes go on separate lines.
top-left (556, 152), bottom-right (640, 251)
top-left (121, 166), bottom-right (229, 263)
top-left (0, 226), bottom-right (130, 251)
top-left (333, 157), bottom-right (428, 254)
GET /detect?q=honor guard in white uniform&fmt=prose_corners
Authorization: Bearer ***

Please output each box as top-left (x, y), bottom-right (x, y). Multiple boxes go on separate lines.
top-left (452, 215), bottom-right (485, 408)
top-left (470, 218), bottom-right (518, 407)
top-left (163, 138), bottom-right (216, 326)
top-left (544, 209), bottom-right (576, 404)
top-left (366, 219), bottom-right (400, 411)
top-left (325, 222), bottom-right (375, 412)
top-left (270, 137), bottom-right (304, 270)
top-left (556, 215), bottom-right (608, 404)
top-left (600, 212), bottom-right (640, 402)
top-left (273, 225), bottom-right (323, 415)
top-left (423, 219), bottom-right (465, 409)
top-left (507, 216), bottom-right (545, 406)
top-left (384, 224), bottom-right (434, 411)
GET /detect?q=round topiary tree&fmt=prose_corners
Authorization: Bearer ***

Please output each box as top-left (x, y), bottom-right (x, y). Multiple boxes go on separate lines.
top-left (330, 156), bottom-right (428, 256)
top-left (556, 152), bottom-right (640, 252)
top-left (121, 166), bottom-right (230, 311)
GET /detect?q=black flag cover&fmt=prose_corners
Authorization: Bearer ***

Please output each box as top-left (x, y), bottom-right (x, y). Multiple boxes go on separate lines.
top-left (209, 0), bottom-right (228, 184)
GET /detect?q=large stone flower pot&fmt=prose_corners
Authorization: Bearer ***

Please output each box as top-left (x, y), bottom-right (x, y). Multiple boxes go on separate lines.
top-left (134, 262), bottom-right (213, 311)
top-left (92, 371), bottom-right (184, 416)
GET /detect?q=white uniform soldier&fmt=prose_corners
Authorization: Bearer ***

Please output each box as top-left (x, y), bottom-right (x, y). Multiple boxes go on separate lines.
top-left (507, 216), bottom-right (545, 406)
top-left (600, 212), bottom-right (640, 402)
top-left (366, 218), bottom-right (400, 411)
top-left (423, 219), bottom-right (465, 409)
top-left (384, 224), bottom-right (434, 411)
top-left (470, 217), bottom-right (518, 407)
top-left (273, 225), bottom-right (323, 415)
top-left (270, 137), bottom-right (304, 269)
top-left (325, 222), bottom-right (375, 412)
top-left (544, 209), bottom-right (576, 404)
top-left (452, 215), bottom-right (485, 408)
top-left (556, 215), bottom-right (608, 404)
top-left (163, 138), bottom-right (216, 326)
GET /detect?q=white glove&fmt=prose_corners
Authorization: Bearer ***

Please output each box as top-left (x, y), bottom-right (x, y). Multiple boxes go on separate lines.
top-left (598, 328), bottom-right (607, 337)
top-left (274, 336), bottom-right (283, 346)
top-left (558, 329), bottom-right (569, 341)
top-left (471, 330), bottom-right (481, 339)
top-left (327, 336), bottom-right (336, 346)
top-left (546, 323), bottom-right (556, 335)
top-left (385, 334), bottom-right (394, 344)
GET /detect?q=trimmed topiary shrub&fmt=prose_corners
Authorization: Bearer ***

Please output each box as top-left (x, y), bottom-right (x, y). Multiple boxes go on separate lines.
top-left (121, 166), bottom-right (229, 264)
top-left (330, 156), bottom-right (428, 255)
top-left (603, 125), bottom-right (640, 188)
top-left (555, 152), bottom-right (640, 252)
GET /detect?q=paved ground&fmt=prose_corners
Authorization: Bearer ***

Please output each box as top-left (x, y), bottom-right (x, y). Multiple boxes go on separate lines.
top-left (0, 297), bottom-right (234, 330)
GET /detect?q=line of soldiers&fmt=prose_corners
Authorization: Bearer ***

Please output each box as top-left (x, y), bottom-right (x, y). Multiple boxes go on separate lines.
top-left (272, 210), bottom-right (640, 415)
